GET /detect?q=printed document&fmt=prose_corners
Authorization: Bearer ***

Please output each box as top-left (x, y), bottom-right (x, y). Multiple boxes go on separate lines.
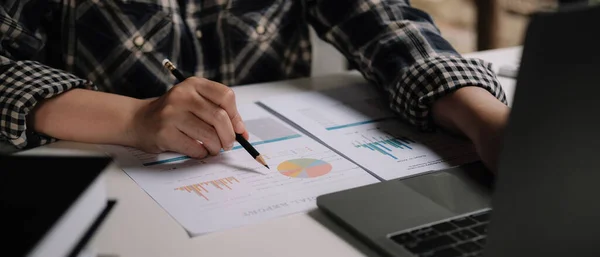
top-left (101, 104), bottom-right (378, 236)
top-left (259, 86), bottom-right (478, 180)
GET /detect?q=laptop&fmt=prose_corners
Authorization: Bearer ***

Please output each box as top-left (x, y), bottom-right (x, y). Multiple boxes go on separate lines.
top-left (316, 5), bottom-right (600, 257)
top-left (1, 155), bottom-right (115, 257)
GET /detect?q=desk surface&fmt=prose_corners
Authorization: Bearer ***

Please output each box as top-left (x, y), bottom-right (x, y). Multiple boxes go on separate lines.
top-left (16, 47), bottom-right (521, 257)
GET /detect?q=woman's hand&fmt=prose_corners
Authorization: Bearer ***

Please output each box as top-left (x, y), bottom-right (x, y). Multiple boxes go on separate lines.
top-left (130, 77), bottom-right (248, 158)
top-left (432, 86), bottom-right (510, 172)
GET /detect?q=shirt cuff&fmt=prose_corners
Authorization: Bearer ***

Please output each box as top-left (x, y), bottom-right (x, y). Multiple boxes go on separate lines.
top-left (387, 55), bottom-right (508, 131)
top-left (0, 60), bottom-right (95, 148)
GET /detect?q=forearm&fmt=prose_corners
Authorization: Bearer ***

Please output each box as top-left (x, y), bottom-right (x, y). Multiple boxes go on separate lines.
top-left (31, 88), bottom-right (144, 146)
top-left (432, 86), bottom-right (509, 147)
top-left (307, 0), bottom-right (507, 131)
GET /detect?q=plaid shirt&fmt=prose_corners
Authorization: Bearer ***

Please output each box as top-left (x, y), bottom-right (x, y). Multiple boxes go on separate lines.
top-left (0, 0), bottom-right (506, 149)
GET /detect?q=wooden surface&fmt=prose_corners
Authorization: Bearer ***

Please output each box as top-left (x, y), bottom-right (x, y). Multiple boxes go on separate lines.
top-left (475, 0), bottom-right (500, 50)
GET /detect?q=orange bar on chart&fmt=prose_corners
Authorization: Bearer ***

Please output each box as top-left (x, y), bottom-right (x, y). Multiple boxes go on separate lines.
top-left (174, 176), bottom-right (240, 201)
top-left (220, 179), bottom-right (232, 189)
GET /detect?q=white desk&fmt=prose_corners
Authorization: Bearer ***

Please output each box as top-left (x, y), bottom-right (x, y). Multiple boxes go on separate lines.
top-left (18, 47), bottom-right (522, 257)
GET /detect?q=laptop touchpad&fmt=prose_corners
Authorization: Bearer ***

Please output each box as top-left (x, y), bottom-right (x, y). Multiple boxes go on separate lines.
top-left (401, 164), bottom-right (492, 215)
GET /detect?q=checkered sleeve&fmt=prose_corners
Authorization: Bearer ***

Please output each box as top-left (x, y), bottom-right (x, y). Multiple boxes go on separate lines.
top-left (307, 0), bottom-right (507, 130)
top-left (0, 3), bottom-right (95, 149)
top-left (0, 59), bottom-right (93, 148)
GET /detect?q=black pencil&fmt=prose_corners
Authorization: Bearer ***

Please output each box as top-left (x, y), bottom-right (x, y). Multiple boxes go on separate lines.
top-left (162, 59), bottom-right (269, 169)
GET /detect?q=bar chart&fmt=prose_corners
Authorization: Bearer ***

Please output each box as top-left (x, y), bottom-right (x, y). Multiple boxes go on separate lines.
top-left (175, 176), bottom-right (240, 201)
top-left (353, 135), bottom-right (415, 160)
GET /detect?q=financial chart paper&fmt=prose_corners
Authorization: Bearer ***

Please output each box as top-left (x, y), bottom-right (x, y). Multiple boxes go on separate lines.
top-left (101, 104), bottom-right (378, 236)
top-left (260, 86), bottom-right (478, 180)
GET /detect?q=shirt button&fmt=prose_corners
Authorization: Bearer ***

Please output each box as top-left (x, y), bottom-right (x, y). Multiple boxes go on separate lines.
top-left (133, 36), bottom-right (145, 47)
top-left (195, 29), bottom-right (203, 39)
top-left (256, 25), bottom-right (265, 35)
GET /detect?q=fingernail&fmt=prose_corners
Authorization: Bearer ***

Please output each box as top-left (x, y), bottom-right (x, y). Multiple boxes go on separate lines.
top-left (236, 121), bottom-right (246, 133)
top-left (225, 143), bottom-right (234, 151)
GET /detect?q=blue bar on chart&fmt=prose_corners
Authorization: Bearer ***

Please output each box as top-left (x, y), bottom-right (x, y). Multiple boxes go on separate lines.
top-left (353, 135), bottom-right (415, 160)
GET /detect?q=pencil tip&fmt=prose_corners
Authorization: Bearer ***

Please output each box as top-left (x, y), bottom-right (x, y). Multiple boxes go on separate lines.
top-left (162, 59), bottom-right (170, 66)
top-left (256, 155), bottom-right (269, 169)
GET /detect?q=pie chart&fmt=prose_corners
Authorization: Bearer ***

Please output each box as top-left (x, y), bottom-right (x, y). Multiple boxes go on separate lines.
top-left (277, 158), bottom-right (332, 178)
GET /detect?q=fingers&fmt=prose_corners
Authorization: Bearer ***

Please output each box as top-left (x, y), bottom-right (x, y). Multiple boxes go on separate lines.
top-left (187, 77), bottom-right (247, 134)
top-left (167, 77), bottom-right (246, 152)
top-left (176, 113), bottom-right (223, 155)
top-left (160, 128), bottom-right (209, 159)
top-left (241, 130), bottom-right (249, 140)
top-left (188, 94), bottom-right (236, 151)
top-left (230, 111), bottom-right (246, 135)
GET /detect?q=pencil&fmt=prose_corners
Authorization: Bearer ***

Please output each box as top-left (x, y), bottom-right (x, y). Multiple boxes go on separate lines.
top-left (161, 59), bottom-right (269, 169)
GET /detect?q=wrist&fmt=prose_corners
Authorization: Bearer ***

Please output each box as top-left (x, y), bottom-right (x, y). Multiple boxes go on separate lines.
top-left (432, 86), bottom-right (509, 144)
top-left (122, 98), bottom-right (153, 148)
top-left (470, 103), bottom-right (509, 148)
top-left (433, 86), bottom-right (509, 171)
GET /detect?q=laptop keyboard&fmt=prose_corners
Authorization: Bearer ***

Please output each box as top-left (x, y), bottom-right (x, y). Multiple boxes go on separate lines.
top-left (389, 209), bottom-right (491, 257)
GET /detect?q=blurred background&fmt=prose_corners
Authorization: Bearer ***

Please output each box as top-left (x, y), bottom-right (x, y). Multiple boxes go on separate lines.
top-left (311, 0), bottom-right (598, 75)
top-left (413, 0), bottom-right (553, 53)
